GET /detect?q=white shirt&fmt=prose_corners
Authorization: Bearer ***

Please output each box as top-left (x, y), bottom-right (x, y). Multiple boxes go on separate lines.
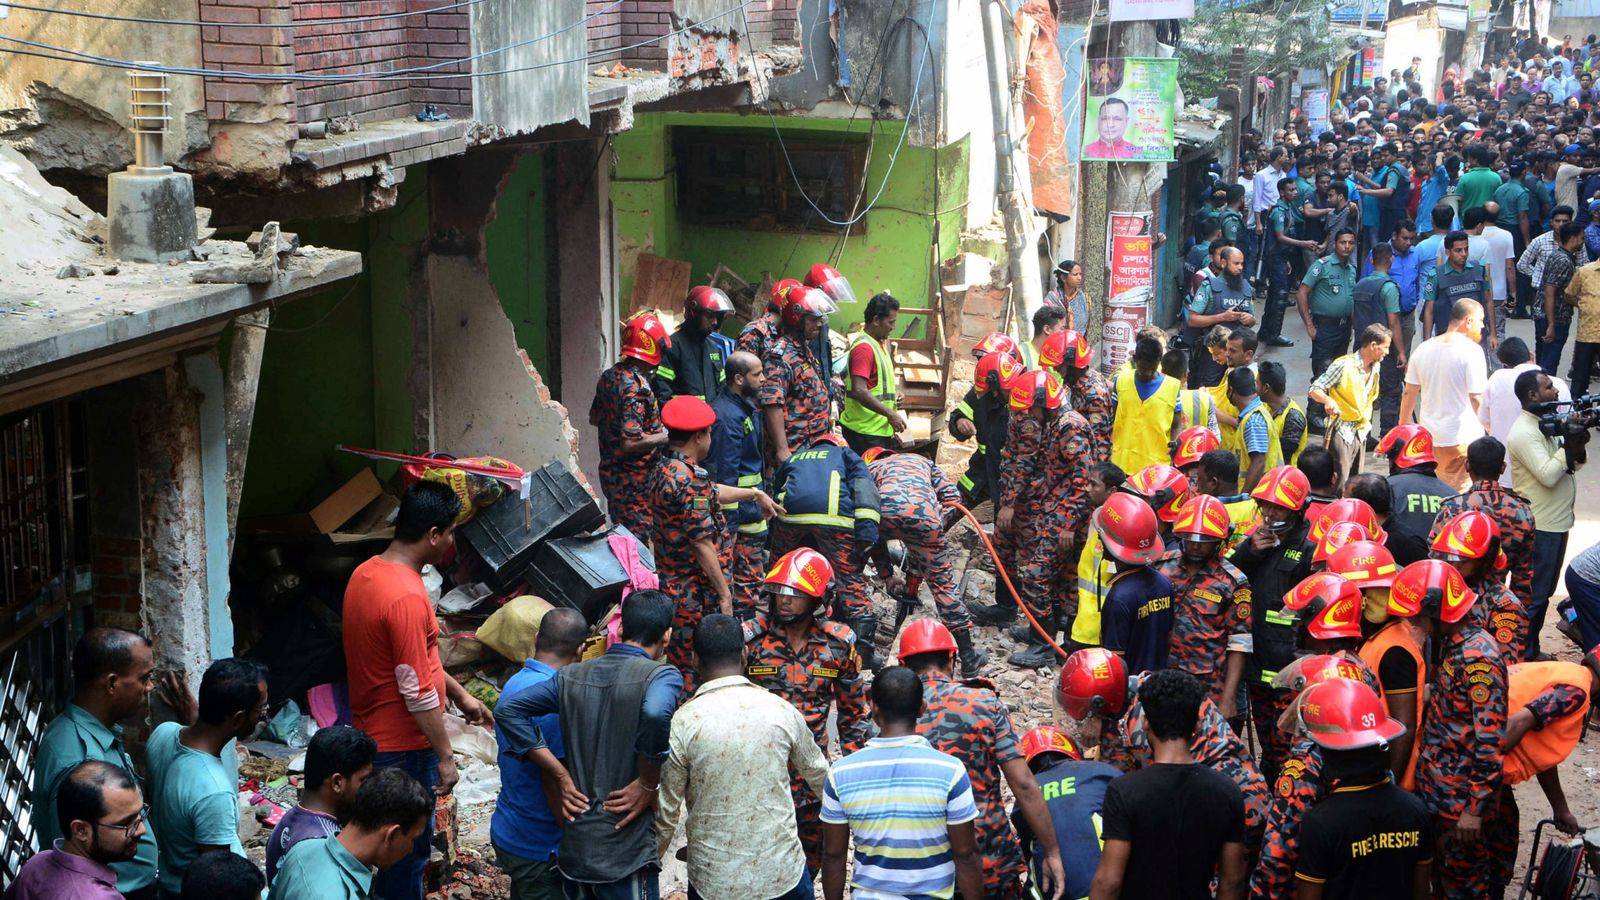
top-left (1481, 362), bottom-right (1572, 485)
top-left (1405, 332), bottom-right (1488, 447)
top-left (1480, 225), bottom-right (1516, 301)
top-left (1558, 162), bottom-right (1587, 212)
top-left (1253, 165), bottom-right (1283, 215)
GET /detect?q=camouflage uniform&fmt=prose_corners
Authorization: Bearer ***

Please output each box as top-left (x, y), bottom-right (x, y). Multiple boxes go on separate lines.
top-left (1158, 553), bottom-right (1253, 705)
top-left (1251, 738), bottom-right (1323, 900)
top-left (759, 334), bottom-right (833, 458)
top-left (916, 669), bottom-right (1030, 898)
top-left (648, 449), bottom-right (731, 689)
top-left (1470, 576), bottom-right (1530, 663)
top-left (1001, 410), bottom-right (1094, 622)
top-left (736, 311), bottom-right (780, 358)
top-left (869, 453), bottom-right (970, 634)
top-left (1427, 480), bottom-right (1537, 612)
top-left (1417, 626), bottom-right (1507, 900)
top-left (743, 613), bottom-right (870, 870)
top-left (590, 361), bottom-right (661, 539)
top-left (995, 411), bottom-right (1044, 580)
top-left (1068, 367), bottom-right (1114, 459)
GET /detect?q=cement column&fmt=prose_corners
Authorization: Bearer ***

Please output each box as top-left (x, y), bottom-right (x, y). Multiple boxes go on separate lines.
top-left (1102, 22), bottom-right (1161, 343)
top-left (223, 309), bottom-right (270, 556)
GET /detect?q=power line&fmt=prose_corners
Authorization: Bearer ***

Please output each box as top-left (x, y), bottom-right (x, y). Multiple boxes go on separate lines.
top-left (0, 0), bottom-right (487, 28)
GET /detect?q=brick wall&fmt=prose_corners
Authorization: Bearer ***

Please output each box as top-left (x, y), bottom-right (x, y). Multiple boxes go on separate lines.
top-left (622, 0), bottom-right (673, 66)
top-left (90, 535), bottom-right (143, 631)
top-left (743, 0), bottom-right (800, 46)
top-left (199, 0), bottom-right (297, 123)
top-left (288, 0), bottom-right (470, 124)
top-left (589, 0), bottom-right (624, 63)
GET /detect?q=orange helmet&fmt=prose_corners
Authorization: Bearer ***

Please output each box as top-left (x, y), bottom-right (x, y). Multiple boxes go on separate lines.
top-left (1378, 424), bottom-right (1437, 468)
top-left (1283, 572), bottom-right (1365, 640)
top-left (1389, 558), bottom-right (1477, 623)
top-left (1250, 465), bottom-right (1310, 511)
top-left (973, 332), bottom-right (1021, 359)
top-left (762, 548), bottom-right (834, 599)
top-left (686, 285), bottom-right (734, 315)
top-left (1009, 369), bottom-right (1067, 412)
top-left (620, 312), bottom-right (670, 366)
top-left (1172, 494), bottom-right (1232, 543)
top-left (781, 287), bottom-right (833, 329)
top-left (1309, 498), bottom-right (1385, 545)
top-left (862, 447), bottom-right (895, 464)
top-left (769, 277), bottom-right (803, 311)
top-left (898, 618), bottom-right (958, 660)
top-left (1126, 464), bottom-right (1192, 524)
top-left (1094, 493), bottom-right (1166, 565)
top-left (1273, 652), bottom-right (1372, 694)
top-left (1039, 329), bottom-right (1094, 370)
top-left (1171, 426), bottom-right (1221, 468)
top-left (805, 263), bottom-right (854, 308)
top-left (1020, 725), bottom-right (1084, 764)
top-left (1058, 648), bottom-right (1129, 720)
top-left (1430, 510), bottom-right (1509, 572)
top-left (1297, 678), bottom-right (1407, 750)
top-left (975, 350), bottom-right (1024, 396)
top-left (1313, 520), bottom-right (1372, 565)
top-left (1327, 540), bottom-right (1399, 589)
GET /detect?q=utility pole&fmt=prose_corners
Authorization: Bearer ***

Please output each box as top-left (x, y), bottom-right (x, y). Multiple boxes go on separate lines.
top-left (1104, 21), bottom-right (1160, 327)
top-left (980, 0), bottom-right (1044, 329)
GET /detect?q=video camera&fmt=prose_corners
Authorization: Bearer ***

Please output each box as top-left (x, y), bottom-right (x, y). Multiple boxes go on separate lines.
top-left (1533, 394), bottom-right (1600, 439)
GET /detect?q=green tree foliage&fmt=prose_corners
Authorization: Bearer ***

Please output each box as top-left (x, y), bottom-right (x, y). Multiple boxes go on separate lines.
top-left (1177, 1), bottom-right (1343, 100)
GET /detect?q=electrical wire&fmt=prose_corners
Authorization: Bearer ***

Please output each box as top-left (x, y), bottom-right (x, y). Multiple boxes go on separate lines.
top-left (0, 0), bottom-right (486, 28)
top-left (0, 0), bottom-right (745, 82)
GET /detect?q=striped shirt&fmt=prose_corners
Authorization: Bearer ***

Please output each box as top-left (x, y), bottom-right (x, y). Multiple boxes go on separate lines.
top-left (820, 734), bottom-right (979, 900)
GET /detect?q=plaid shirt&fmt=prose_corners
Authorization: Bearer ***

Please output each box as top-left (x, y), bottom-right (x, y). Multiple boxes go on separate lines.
top-left (1544, 248), bottom-right (1580, 325)
top-left (1520, 230), bottom-right (1591, 287)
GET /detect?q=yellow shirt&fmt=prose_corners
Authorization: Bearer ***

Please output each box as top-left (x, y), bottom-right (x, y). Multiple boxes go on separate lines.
top-left (1564, 260), bottom-right (1600, 343)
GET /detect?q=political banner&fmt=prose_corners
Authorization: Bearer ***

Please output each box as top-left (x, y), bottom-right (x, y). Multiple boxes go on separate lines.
top-left (1101, 304), bottom-right (1148, 375)
top-left (1107, 211), bottom-right (1154, 307)
top-left (1083, 58), bottom-right (1177, 163)
top-left (1304, 89), bottom-right (1330, 137)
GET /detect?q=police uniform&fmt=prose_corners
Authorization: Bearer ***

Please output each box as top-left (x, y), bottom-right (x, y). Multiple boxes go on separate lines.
top-left (769, 437), bottom-right (881, 637)
top-left (1004, 410), bottom-right (1095, 627)
top-left (868, 453), bottom-right (971, 635)
top-left (591, 360), bottom-right (662, 540)
top-left (1109, 369), bottom-right (1180, 476)
top-left (917, 669), bottom-right (1030, 897)
top-left (1416, 626), bottom-right (1507, 899)
top-left (707, 385), bottom-right (768, 619)
top-left (1229, 521), bottom-right (1316, 782)
top-left (1158, 552), bottom-right (1253, 706)
top-left (759, 333), bottom-right (834, 457)
top-left (743, 612), bottom-right (870, 869)
top-left (1186, 275), bottom-right (1255, 388)
top-left (654, 324), bottom-right (734, 402)
top-left (1068, 367), bottom-right (1114, 460)
top-left (648, 446), bottom-right (731, 688)
top-left (1386, 467), bottom-right (1456, 564)
top-left (1424, 260), bottom-right (1489, 337)
top-left (1301, 254), bottom-right (1359, 379)
top-left (1428, 482), bottom-right (1538, 614)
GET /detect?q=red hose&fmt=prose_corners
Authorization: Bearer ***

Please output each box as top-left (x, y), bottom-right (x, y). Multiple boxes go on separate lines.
top-left (950, 502), bottom-right (1071, 659)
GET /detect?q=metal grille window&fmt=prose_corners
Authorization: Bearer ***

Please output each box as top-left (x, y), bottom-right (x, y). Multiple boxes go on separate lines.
top-left (673, 129), bottom-right (870, 234)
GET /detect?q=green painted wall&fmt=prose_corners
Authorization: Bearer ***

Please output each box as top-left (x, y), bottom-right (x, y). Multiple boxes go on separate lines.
top-left (486, 152), bottom-right (552, 377)
top-left (612, 111), bottom-right (969, 333)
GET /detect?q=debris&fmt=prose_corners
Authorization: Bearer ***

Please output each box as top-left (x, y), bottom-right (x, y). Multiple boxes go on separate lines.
top-left (100, 264), bottom-right (119, 275)
top-left (328, 115), bottom-right (360, 135)
top-left (188, 246), bottom-right (209, 262)
top-left (416, 104), bottom-right (451, 122)
top-left (55, 263), bottom-right (95, 279)
top-left (246, 223), bottom-right (300, 259)
top-left (594, 62), bottom-right (636, 77)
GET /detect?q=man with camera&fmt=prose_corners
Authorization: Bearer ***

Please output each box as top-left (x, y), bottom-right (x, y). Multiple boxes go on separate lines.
top-left (1508, 370), bottom-right (1590, 660)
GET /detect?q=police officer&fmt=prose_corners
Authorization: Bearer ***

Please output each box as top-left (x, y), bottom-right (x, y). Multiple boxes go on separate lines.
top-left (840, 291), bottom-right (907, 454)
top-left (1295, 228), bottom-right (1360, 384)
top-left (1228, 465), bottom-right (1314, 782)
top-left (1426, 436), bottom-right (1537, 618)
top-left (769, 433), bottom-right (881, 668)
top-left (1262, 178), bottom-right (1314, 347)
top-left (707, 350), bottom-right (776, 619)
top-left (899, 620), bottom-right (1065, 899)
top-left (1185, 246), bottom-right (1257, 389)
top-left (863, 447), bottom-right (987, 676)
top-left (1407, 559), bottom-right (1509, 900)
top-left (737, 278), bottom-right (800, 359)
top-left (655, 286), bottom-right (736, 402)
top-left (759, 287), bottom-right (834, 465)
top-left (649, 396), bottom-right (735, 687)
top-left (1376, 424), bottom-right (1456, 564)
top-left (1431, 511), bottom-right (1529, 661)
top-left (1159, 495), bottom-right (1252, 716)
top-left (1014, 726), bottom-right (1119, 900)
top-left (743, 548), bottom-right (870, 871)
top-left (591, 312), bottom-right (670, 542)
top-left (1421, 230), bottom-right (1492, 338)
top-left (1041, 329), bottom-right (1112, 458)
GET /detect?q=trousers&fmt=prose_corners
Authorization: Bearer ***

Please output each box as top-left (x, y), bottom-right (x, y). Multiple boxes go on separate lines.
top-left (372, 750), bottom-right (441, 900)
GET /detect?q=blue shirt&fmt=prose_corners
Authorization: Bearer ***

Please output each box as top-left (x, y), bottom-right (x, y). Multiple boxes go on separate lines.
top-left (1417, 169), bottom-right (1451, 228)
top-left (1414, 233), bottom-right (1445, 299)
top-left (269, 833), bottom-right (373, 900)
top-left (707, 387), bottom-right (767, 531)
top-left (265, 805), bottom-right (339, 884)
top-left (1238, 396), bottom-right (1272, 456)
top-left (1015, 759), bottom-right (1122, 900)
top-left (491, 659), bottom-right (564, 861)
top-left (496, 643), bottom-right (683, 761)
top-left (1586, 222), bottom-right (1600, 261)
top-left (1099, 566), bottom-right (1176, 675)
top-left (1363, 241), bottom-right (1421, 312)
top-left (145, 721), bottom-right (247, 892)
top-left (1359, 176), bottom-right (1382, 227)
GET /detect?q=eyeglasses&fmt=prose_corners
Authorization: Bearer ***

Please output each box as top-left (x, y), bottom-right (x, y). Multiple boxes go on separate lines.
top-left (95, 806), bottom-right (149, 840)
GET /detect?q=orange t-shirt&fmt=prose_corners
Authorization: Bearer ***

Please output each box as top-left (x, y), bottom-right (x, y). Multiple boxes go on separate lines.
top-left (342, 557), bottom-right (446, 752)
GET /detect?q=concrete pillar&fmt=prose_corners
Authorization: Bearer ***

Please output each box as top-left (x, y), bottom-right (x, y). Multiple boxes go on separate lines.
top-left (223, 310), bottom-right (270, 556)
top-left (555, 138), bottom-right (616, 489)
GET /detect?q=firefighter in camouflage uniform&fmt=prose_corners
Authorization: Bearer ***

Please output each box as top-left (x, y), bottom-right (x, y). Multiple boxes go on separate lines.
top-left (1431, 511), bottom-right (1530, 661)
top-left (1423, 436), bottom-right (1536, 612)
top-left (1041, 329), bottom-right (1113, 459)
top-left (737, 278), bottom-right (799, 359)
top-left (759, 287), bottom-right (835, 465)
top-left (1159, 494), bottom-right (1253, 715)
top-left (590, 312), bottom-right (670, 540)
top-left (742, 548), bottom-right (870, 871)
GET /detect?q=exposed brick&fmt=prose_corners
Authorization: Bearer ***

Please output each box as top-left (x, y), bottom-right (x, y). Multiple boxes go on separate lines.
top-left (204, 43), bottom-right (262, 64)
top-left (200, 5), bottom-right (261, 22)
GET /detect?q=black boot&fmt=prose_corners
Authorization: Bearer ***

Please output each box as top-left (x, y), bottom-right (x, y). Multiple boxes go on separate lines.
top-left (953, 628), bottom-right (989, 678)
top-left (969, 599), bottom-right (1017, 626)
top-left (848, 615), bottom-right (881, 671)
top-left (1007, 621), bottom-right (1035, 642)
top-left (1008, 616), bottom-right (1060, 669)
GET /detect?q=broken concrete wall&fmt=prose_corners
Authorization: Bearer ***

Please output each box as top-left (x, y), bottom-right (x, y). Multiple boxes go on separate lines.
top-left (837, 0), bottom-right (949, 147)
top-left (471, 0), bottom-right (589, 137)
top-left (552, 139), bottom-right (616, 489)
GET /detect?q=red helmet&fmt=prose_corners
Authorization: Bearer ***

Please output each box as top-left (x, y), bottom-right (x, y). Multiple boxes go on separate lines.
top-left (763, 548), bottom-right (834, 599)
top-left (972, 332), bottom-right (1021, 359)
top-left (1389, 558), bottom-right (1477, 623)
top-left (1309, 498), bottom-right (1385, 545)
top-left (1273, 653), bottom-right (1371, 694)
top-left (898, 618), bottom-right (958, 660)
top-left (769, 277), bottom-right (803, 312)
top-left (1283, 572), bottom-right (1365, 640)
top-left (1297, 678), bottom-right (1407, 750)
top-left (805, 263), bottom-right (854, 308)
top-left (974, 350), bottom-right (1024, 396)
top-left (862, 446), bottom-right (895, 465)
top-left (686, 285), bottom-right (734, 315)
top-left (1250, 465), bottom-right (1310, 511)
top-left (1171, 426), bottom-right (1221, 468)
top-left (781, 287), bottom-right (833, 329)
top-left (1378, 424), bottom-right (1437, 468)
top-left (1058, 648), bottom-right (1128, 720)
top-left (620, 312), bottom-right (670, 366)
top-left (1126, 464), bottom-right (1192, 524)
top-left (1430, 510), bottom-right (1508, 572)
top-left (1039, 329), bottom-right (1094, 370)
top-left (1094, 493), bottom-right (1165, 565)
top-left (1313, 520), bottom-right (1372, 565)
top-left (1172, 494), bottom-right (1232, 542)
top-left (1009, 369), bottom-right (1066, 412)
top-left (1020, 725), bottom-right (1084, 763)
top-left (1327, 540), bottom-right (1399, 589)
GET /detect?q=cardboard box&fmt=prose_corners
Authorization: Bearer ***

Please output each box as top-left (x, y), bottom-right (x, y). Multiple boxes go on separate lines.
top-left (242, 469), bottom-right (394, 540)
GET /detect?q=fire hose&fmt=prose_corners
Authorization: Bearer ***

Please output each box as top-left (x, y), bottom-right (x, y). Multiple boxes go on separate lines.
top-left (947, 502), bottom-right (1070, 660)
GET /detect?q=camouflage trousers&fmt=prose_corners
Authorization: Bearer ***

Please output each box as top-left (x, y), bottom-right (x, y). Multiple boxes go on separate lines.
top-left (1248, 682), bottom-right (1294, 783)
top-left (601, 475), bottom-right (653, 544)
top-left (728, 530), bottom-right (770, 621)
top-left (663, 578), bottom-right (717, 693)
top-left (1012, 513), bottom-right (1072, 622)
top-left (1434, 787), bottom-right (1514, 899)
top-left (894, 524), bottom-right (971, 634)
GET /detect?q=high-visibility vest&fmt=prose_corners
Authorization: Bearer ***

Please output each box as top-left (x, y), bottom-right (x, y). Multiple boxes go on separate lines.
top-left (1268, 398), bottom-right (1308, 467)
top-left (1182, 387), bottom-right (1217, 436)
top-left (1019, 339), bottom-right (1041, 371)
top-left (1214, 368), bottom-right (1241, 454)
top-left (1504, 661), bottom-right (1591, 785)
top-left (1359, 620), bottom-right (1426, 791)
top-left (1236, 401), bottom-right (1276, 480)
top-left (1322, 353), bottom-right (1381, 436)
top-left (1070, 530), bottom-right (1117, 646)
top-left (839, 333), bottom-right (898, 437)
top-left (1110, 370), bottom-right (1180, 475)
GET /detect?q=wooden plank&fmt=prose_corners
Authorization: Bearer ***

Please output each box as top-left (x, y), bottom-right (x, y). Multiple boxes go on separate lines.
top-left (630, 253), bottom-right (692, 314)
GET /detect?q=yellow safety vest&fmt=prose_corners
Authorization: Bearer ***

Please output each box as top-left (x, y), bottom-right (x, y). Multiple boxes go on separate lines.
top-left (1214, 369), bottom-right (1241, 455)
top-left (1019, 339), bottom-right (1041, 371)
top-left (1222, 496), bottom-right (1259, 553)
top-left (1322, 353), bottom-right (1381, 436)
top-left (1269, 398), bottom-right (1308, 467)
top-left (1182, 387), bottom-right (1217, 435)
top-left (839, 333), bottom-right (898, 437)
top-left (1110, 369), bottom-right (1180, 475)
top-left (1070, 530), bottom-right (1118, 645)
